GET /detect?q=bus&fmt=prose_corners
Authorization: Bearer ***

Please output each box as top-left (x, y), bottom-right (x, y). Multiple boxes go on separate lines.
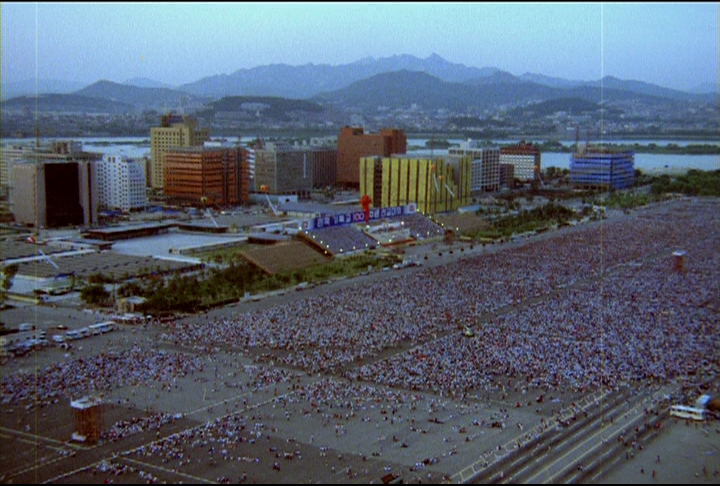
top-left (66, 327), bottom-right (91, 340)
top-left (669, 405), bottom-right (705, 421)
top-left (88, 322), bottom-right (115, 334)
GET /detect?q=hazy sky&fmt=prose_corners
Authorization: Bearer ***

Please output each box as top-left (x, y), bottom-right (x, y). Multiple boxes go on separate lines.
top-left (2, 2), bottom-right (718, 91)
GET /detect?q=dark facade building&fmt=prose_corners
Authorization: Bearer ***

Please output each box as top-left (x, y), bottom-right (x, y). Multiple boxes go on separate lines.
top-left (12, 160), bottom-right (98, 228)
top-left (311, 147), bottom-right (338, 188)
top-left (337, 126), bottom-right (406, 187)
top-left (499, 164), bottom-right (516, 189)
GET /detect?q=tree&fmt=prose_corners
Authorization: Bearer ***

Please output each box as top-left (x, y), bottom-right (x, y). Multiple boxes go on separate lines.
top-left (0, 264), bottom-right (19, 306)
top-left (80, 284), bottom-right (110, 307)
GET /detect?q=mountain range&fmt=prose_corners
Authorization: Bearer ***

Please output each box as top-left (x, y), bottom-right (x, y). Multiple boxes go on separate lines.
top-left (2, 54), bottom-right (716, 115)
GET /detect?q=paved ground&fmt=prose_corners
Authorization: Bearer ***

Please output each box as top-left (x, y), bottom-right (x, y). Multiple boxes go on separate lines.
top-left (1, 198), bottom-right (717, 484)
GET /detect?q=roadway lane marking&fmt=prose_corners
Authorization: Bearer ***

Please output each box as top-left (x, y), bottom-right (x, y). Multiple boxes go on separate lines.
top-left (121, 456), bottom-right (216, 484)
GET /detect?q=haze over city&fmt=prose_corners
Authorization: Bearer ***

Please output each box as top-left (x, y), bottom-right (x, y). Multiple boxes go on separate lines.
top-left (2, 2), bottom-right (718, 93)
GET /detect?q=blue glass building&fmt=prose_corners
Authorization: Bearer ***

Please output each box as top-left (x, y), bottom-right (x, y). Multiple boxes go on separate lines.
top-left (570, 151), bottom-right (635, 189)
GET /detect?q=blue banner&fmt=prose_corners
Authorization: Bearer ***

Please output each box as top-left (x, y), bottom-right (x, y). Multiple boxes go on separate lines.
top-left (305, 204), bottom-right (416, 230)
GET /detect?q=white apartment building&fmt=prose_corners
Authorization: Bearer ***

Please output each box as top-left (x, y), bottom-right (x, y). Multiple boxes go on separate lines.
top-left (499, 142), bottom-right (541, 182)
top-left (96, 155), bottom-right (147, 211)
top-left (449, 141), bottom-right (500, 193)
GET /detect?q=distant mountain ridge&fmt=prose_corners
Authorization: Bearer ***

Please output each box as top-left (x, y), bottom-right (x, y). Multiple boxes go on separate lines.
top-left (123, 77), bottom-right (176, 89)
top-left (2, 54), bottom-right (716, 116)
top-left (310, 70), bottom-right (685, 112)
top-left (177, 53), bottom-right (501, 99)
top-left (74, 80), bottom-right (210, 110)
top-left (1, 93), bottom-right (134, 114)
top-left (2, 79), bottom-right (88, 99)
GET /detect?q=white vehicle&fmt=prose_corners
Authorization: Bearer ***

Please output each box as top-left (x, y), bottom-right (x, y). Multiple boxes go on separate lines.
top-left (52, 335), bottom-right (66, 343)
top-left (89, 322), bottom-right (114, 334)
top-left (669, 405), bottom-right (705, 421)
top-left (18, 323), bottom-right (35, 332)
top-left (66, 327), bottom-right (91, 340)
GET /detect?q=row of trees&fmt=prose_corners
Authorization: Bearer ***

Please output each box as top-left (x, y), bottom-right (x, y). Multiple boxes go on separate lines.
top-left (472, 202), bottom-right (578, 239)
top-left (651, 169), bottom-right (720, 197)
top-left (79, 251), bottom-right (398, 315)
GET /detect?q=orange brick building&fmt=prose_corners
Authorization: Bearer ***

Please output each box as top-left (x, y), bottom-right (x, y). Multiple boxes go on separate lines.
top-left (163, 147), bottom-right (250, 206)
top-left (337, 126), bottom-right (407, 187)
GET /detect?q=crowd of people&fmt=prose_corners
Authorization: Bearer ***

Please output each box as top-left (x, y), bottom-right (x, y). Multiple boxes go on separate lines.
top-left (0, 345), bottom-right (205, 408)
top-left (1, 197), bottom-right (716, 484)
top-left (102, 412), bottom-right (182, 442)
top-left (161, 198), bottom-right (717, 395)
top-left (121, 377), bottom-right (465, 483)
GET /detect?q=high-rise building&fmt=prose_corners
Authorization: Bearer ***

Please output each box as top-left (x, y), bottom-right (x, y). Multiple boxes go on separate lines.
top-left (570, 149), bottom-right (635, 189)
top-left (311, 146), bottom-right (338, 188)
top-left (96, 155), bottom-right (147, 212)
top-left (12, 160), bottom-right (98, 228)
top-left (1, 140), bottom-right (100, 198)
top-left (359, 155), bottom-right (471, 214)
top-left (163, 146), bottom-right (250, 206)
top-left (449, 141), bottom-right (501, 193)
top-left (500, 141), bottom-right (541, 183)
top-left (150, 114), bottom-right (210, 191)
top-left (254, 143), bottom-right (313, 198)
top-left (337, 127), bottom-right (406, 187)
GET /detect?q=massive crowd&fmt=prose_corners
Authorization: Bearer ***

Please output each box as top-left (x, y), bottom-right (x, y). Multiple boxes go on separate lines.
top-left (1, 198), bottom-right (716, 484)
top-left (3, 199), bottom-right (716, 409)
top-left (162, 198), bottom-right (718, 394)
top-left (1, 345), bottom-right (205, 408)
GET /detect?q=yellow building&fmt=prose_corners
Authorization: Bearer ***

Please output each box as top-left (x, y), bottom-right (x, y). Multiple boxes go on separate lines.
top-left (150, 114), bottom-right (210, 190)
top-left (360, 155), bottom-right (471, 214)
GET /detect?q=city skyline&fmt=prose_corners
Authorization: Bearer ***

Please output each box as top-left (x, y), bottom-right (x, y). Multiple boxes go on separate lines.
top-left (2, 2), bottom-right (718, 93)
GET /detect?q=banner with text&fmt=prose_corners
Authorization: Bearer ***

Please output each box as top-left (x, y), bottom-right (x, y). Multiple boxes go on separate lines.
top-left (304, 204), bottom-right (417, 230)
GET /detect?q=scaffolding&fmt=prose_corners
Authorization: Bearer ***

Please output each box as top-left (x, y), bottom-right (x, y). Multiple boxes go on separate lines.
top-left (70, 396), bottom-right (104, 443)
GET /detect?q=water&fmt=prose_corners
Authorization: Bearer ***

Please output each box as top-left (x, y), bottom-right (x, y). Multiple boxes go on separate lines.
top-left (3, 136), bottom-right (718, 174)
top-left (406, 139), bottom-right (719, 173)
top-left (541, 152), bottom-right (719, 173)
top-left (407, 138), bottom-right (720, 148)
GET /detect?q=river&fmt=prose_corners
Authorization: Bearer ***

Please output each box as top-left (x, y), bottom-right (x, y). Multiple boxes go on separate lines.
top-left (3, 136), bottom-right (719, 174)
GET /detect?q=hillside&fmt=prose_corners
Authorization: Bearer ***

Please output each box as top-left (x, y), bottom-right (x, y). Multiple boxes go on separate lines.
top-left (197, 96), bottom-right (324, 121)
top-left (1, 94), bottom-right (134, 114)
top-left (507, 98), bottom-right (600, 118)
top-left (75, 80), bottom-right (209, 110)
top-left (312, 70), bottom-right (670, 112)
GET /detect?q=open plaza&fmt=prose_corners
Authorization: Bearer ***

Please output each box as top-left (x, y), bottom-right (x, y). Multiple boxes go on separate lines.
top-left (1, 197), bottom-right (718, 484)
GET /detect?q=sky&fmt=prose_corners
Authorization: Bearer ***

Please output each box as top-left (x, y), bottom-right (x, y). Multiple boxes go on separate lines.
top-left (2, 2), bottom-right (718, 92)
